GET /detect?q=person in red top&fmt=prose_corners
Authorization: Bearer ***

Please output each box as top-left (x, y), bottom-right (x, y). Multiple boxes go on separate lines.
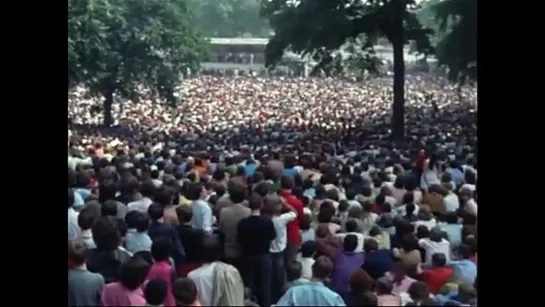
top-left (421, 253), bottom-right (453, 294)
top-left (279, 175), bottom-right (305, 265)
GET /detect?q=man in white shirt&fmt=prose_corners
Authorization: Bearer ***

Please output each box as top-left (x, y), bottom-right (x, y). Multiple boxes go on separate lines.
top-left (68, 190), bottom-right (80, 240)
top-left (418, 228), bottom-right (451, 265)
top-left (442, 182), bottom-right (460, 213)
top-left (265, 195), bottom-right (297, 301)
top-left (127, 181), bottom-right (155, 213)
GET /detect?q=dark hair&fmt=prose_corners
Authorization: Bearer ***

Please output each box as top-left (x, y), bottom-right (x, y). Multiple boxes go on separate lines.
top-left (349, 269), bottom-right (374, 293)
top-left (405, 203), bottom-right (416, 217)
top-left (312, 256), bottom-right (334, 280)
top-left (281, 175), bottom-right (295, 190)
top-left (301, 240), bottom-right (317, 258)
top-left (101, 200), bottom-right (118, 217)
top-left (125, 210), bottom-right (141, 229)
top-left (375, 277), bottom-right (393, 295)
top-left (135, 213), bottom-right (150, 233)
top-left (176, 206), bottom-right (193, 224)
top-left (286, 261), bottom-right (303, 282)
top-left (155, 186), bottom-right (174, 207)
top-left (254, 182), bottom-right (269, 197)
top-left (151, 237), bottom-right (173, 262)
top-left (228, 181), bottom-right (247, 204)
top-left (403, 192), bottom-right (414, 205)
top-left (343, 234), bottom-right (358, 252)
top-left (68, 239), bottom-right (88, 266)
top-left (338, 200), bottom-right (349, 212)
top-left (402, 234), bottom-right (419, 251)
top-left (148, 202), bottom-right (164, 221)
top-left (346, 219), bottom-right (358, 233)
top-left (173, 278), bottom-right (198, 306)
top-left (144, 278), bottom-right (168, 305)
top-left (431, 253), bottom-right (447, 267)
top-left (201, 235), bottom-right (222, 263)
top-left (78, 207), bottom-right (96, 231)
top-left (363, 239), bottom-right (379, 253)
top-left (318, 201), bottom-right (335, 223)
top-left (301, 214), bottom-right (312, 230)
top-left (132, 251), bottom-right (154, 265)
top-left (393, 176), bottom-right (405, 189)
top-left (68, 189), bottom-right (74, 208)
top-left (184, 182), bottom-right (203, 201)
top-left (99, 181), bottom-right (118, 203)
top-left (416, 225), bottom-right (429, 239)
top-left (92, 217), bottom-right (120, 251)
top-left (458, 243), bottom-right (473, 259)
top-left (360, 292), bottom-right (378, 306)
top-left (248, 193), bottom-right (263, 210)
top-left (408, 281), bottom-right (430, 301)
top-left (119, 257), bottom-right (149, 290)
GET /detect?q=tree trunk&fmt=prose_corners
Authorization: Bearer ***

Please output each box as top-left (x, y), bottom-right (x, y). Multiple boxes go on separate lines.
top-left (103, 90), bottom-right (114, 127)
top-left (391, 3), bottom-right (406, 141)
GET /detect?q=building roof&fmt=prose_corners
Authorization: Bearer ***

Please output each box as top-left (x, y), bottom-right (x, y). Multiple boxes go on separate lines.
top-left (208, 37), bottom-right (269, 46)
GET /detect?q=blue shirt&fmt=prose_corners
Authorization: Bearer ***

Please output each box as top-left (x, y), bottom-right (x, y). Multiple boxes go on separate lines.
top-left (440, 224), bottom-right (463, 246)
top-left (190, 200), bottom-right (214, 233)
top-left (73, 191), bottom-right (85, 208)
top-left (74, 188), bottom-right (92, 202)
top-left (304, 188), bottom-right (316, 198)
top-left (148, 222), bottom-right (186, 263)
top-left (276, 281), bottom-right (346, 306)
top-left (449, 168), bottom-right (464, 186)
top-left (283, 168), bottom-right (299, 177)
top-left (125, 230), bottom-right (153, 253)
top-left (450, 259), bottom-right (477, 284)
top-left (244, 163), bottom-right (257, 177)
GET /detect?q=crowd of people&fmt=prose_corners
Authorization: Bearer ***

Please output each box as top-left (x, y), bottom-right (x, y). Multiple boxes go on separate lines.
top-left (68, 74), bottom-right (477, 306)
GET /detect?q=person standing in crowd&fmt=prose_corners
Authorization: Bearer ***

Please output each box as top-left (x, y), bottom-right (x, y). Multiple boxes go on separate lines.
top-left (238, 193), bottom-right (276, 306)
top-left (144, 278), bottom-right (168, 307)
top-left (279, 176), bottom-right (305, 265)
top-left (175, 206), bottom-right (205, 277)
top-left (173, 278), bottom-right (202, 307)
top-left (100, 257), bottom-right (149, 306)
top-left (188, 235), bottom-right (245, 306)
top-left (68, 239), bottom-right (105, 306)
top-left (125, 212), bottom-right (152, 254)
top-left (146, 238), bottom-right (176, 306)
top-left (276, 256), bottom-right (346, 306)
top-left (219, 181), bottom-right (251, 271)
top-left (331, 235), bottom-right (365, 299)
top-left (186, 182), bottom-right (214, 233)
top-left (148, 202), bottom-right (186, 265)
top-left (68, 189), bottom-right (80, 240)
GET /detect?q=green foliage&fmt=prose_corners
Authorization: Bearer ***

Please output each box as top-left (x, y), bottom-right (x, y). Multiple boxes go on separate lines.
top-left (433, 0), bottom-right (476, 83)
top-left (261, 0), bottom-right (433, 140)
top-left (189, 0), bottom-right (270, 38)
top-left (68, 0), bottom-right (206, 125)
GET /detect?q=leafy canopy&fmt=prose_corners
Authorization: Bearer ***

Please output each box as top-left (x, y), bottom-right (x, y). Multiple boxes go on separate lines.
top-left (433, 0), bottom-right (476, 83)
top-left (68, 0), bottom-right (206, 105)
top-left (261, 0), bottom-right (434, 70)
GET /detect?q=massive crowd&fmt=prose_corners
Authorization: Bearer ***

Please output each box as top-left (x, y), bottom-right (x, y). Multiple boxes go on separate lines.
top-left (68, 74), bottom-right (477, 306)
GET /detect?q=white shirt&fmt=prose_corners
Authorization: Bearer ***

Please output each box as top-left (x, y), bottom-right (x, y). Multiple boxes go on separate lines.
top-left (127, 197), bottom-right (153, 213)
top-left (270, 212), bottom-right (297, 253)
top-left (335, 232), bottom-right (365, 252)
top-left (443, 193), bottom-right (460, 213)
top-left (68, 208), bottom-right (80, 240)
top-left (188, 262), bottom-right (218, 307)
top-left (396, 204), bottom-right (420, 216)
top-left (418, 238), bottom-right (451, 265)
top-left (413, 219), bottom-right (437, 231)
top-left (297, 256), bottom-right (315, 280)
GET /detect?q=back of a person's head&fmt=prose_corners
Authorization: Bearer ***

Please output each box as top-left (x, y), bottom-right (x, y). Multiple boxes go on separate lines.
top-left (360, 292), bottom-right (378, 306)
top-left (173, 278), bottom-right (198, 306)
top-left (148, 202), bottom-right (164, 221)
top-left (349, 269), bottom-right (374, 293)
top-left (416, 225), bottom-right (430, 239)
top-left (92, 216), bottom-right (120, 251)
top-left (248, 193), bottom-right (263, 211)
top-left (444, 211), bottom-right (459, 224)
top-left (228, 181), bottom-right (247, 204)
top-left (201, 234), bottom-right (222, 263)
top-left (429, 227), bottom-right (444, 242)
top-left (301, 213), bottom-right (312, 231)
top-left (184, 182), bottom-right (203, 201)
top-left (132, 251), bottom-right (154, 265)
top-left (408, 281), bottom-right (430, 301)
top-left (405, 203), bottom-right (416, 215)
top-left (375, 276), bottom-right (394, 294)
top-left (78, 207), bottom-right (96, 231)
top-left (281, 175), bottom-right (295, 190)
top-left (120, 257), bottom-right (149, 290)
top-left (155, 186), bottom-right (174, 207)
top-left (363, 238), bottom-right (379, 253)
top-left (68, 239), bottom-right (88, 267)
top-left (286, 260), bottom-right (303, 282)
top-left (318, 202), bottom-right (335, 223)
top-left (99, 181), bottom-right (118, 202)
top-left (254, 181), bottom-right (269, 197)
top-left (145, 278), bottom-right (168, 306)
top-left (312, 256), bottom-right (334, 280)
top-left (301, 240), bottom-right (317, 258)
top-left (345, 219), bottom-right (358, 233)
top-left (263, 194), bottom-right (282, 215)
top-left (403, 192), bottom-right (414, 205)
top-left (343, 234), bottom-right (358, 252)
top-left (101, 200), bottom-right (118, 217)
top-left (458, 243), bottom-right (473, 259)
top-left (151, 237), bottom-right (173, 262)
top-left (135, 213), bottom-right (150, 233)
top-left (394, 176), bottom-right (405, 189)
top-left (338, 200), bottom-right (349, 212)
top-left (431, 253), bottom-right (447, 267)
top-left (176, 205), bottom-right (193, 224)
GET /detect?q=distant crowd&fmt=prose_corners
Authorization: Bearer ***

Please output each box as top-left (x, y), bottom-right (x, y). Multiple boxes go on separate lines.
top-left (68, 74), bottom-right (477, 306)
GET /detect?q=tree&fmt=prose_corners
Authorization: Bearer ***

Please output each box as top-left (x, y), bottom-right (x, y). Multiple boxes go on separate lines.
top-left (68, 0), bottom-right (206, 126)
top-left (189, 0), bottom-right (270, 38)
top-left (262, 0), bottom-right (433, 140)
top-left (433, 0), bottom-right (476, 84)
